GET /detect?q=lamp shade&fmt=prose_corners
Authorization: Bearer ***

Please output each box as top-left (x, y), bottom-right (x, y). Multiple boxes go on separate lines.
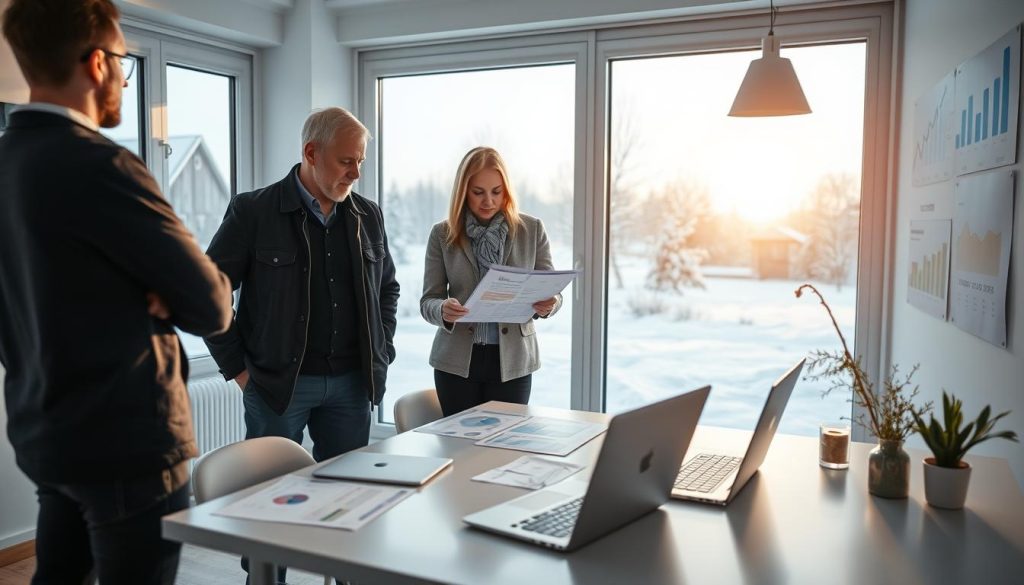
top-left (728, 32), bottom-right (811, 117)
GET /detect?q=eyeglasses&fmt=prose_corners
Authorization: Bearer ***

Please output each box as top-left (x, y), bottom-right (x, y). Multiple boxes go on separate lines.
top-left (79, 47), bottom-right (136, 81)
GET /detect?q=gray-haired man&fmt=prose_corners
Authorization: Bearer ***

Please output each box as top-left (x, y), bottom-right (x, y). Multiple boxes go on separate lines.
top-left (205, 107), bottom-right (399, 463)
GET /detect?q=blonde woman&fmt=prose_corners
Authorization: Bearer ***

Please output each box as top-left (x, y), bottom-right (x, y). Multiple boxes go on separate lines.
top-left (421, 147), bottom-right (562, 416)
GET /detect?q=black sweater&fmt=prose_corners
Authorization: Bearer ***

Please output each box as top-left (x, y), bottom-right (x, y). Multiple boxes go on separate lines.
top-left (0, 111), bottom-right (233, 483)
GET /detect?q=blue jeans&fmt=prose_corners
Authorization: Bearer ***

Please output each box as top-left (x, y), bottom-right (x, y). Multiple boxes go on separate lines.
top-left (243, 371), bottom-right (371, 462)
top-left (32, 464), bottom-right (190, 585)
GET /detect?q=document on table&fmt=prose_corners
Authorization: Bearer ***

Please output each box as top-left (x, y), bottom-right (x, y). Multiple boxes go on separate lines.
top-left (475, 417), bottom-right (607, 456)
top-left (213, 474), bottom-right (412, 531)
top-left (415, 407), bottom-right (529, 439)
top-left (472, 455), bottom-right (585, 490)
top-left (460, 265), bottom-right (579, 323)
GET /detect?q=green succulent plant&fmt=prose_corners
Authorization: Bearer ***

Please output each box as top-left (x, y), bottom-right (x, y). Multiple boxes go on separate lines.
top-left (913, 392), bottom-right (1018, 468)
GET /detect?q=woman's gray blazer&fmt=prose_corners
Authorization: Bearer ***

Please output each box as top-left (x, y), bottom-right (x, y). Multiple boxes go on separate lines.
top-left (420, 213), bottom-right (563, 381)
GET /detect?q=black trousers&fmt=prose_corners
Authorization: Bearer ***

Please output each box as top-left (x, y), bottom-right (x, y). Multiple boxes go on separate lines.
top-left (434, 344), bottom-right (532, 416)
top-left (31, 465), bottom-right (190, 585)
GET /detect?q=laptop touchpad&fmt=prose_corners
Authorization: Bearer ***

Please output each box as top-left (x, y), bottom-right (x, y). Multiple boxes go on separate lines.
top-left (509, 491), bottom-right (574, 511)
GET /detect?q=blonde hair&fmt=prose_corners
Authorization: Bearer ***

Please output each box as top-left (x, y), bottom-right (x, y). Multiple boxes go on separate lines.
top-left (301, 107), bottom-right (370, 150)
top-left (446, 146), bottom-right (522, 247)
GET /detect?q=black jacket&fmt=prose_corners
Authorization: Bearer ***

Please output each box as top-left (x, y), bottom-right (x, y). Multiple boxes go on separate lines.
top-left (204, 165), bottom-right (399, 414)
top-left (0, 111), bottom-right (233, 483)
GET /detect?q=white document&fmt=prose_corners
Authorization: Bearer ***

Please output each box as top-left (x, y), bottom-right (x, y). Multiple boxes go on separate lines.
top-left (475, 417), bottom-right (607, 457)
top-left (472, 455), bottom-right (585, 490)
top-left (460, 265), bottom-right (578, 323)
top-left (415, 407), bottom-right (529, 439)
top-left (907, 219), bottom-right (952, 320)
top-left (213, 474), bottom-right (412, 531)
top-left (950, 170), bottom-right (1014, 348)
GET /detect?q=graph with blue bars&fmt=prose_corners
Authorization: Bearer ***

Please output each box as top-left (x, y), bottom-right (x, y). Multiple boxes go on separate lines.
top-left (954, 26), bottom-right (1020, 175)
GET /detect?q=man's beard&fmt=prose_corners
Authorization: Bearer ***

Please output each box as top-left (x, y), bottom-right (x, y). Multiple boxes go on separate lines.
top-left (97, 79), bottom-right (122, 128)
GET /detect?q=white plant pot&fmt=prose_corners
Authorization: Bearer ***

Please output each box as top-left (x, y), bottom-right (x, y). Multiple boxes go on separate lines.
top-left (922, 457), bottom-right (972, 509)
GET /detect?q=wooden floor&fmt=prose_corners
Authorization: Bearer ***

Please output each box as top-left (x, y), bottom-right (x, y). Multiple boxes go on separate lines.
top-left (0, 545), bottom-right (327, 585)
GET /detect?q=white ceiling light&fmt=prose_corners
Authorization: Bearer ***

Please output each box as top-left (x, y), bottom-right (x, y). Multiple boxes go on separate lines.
top-left (728, 0), bottom-right (811, 117)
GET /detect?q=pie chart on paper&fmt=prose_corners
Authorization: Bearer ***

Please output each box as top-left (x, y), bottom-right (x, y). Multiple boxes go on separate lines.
top-left (461, 416), bottom-right (501, 427)
top-left (273, 494), bottom-right (309, 505)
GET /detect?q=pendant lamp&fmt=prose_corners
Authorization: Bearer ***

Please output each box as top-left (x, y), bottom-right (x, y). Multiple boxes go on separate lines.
top-left (728, 0), bottom-right (811, 117)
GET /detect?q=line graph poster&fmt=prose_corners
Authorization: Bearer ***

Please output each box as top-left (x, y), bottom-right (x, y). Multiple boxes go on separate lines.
top-left (913, 72), bottom-right (956, 186)
top-left (954, 26), bottom-right (1020, 175)
top-left (950, 170), bottom-right (1014, 347)
top-left (907, 219), bottom-right (951, 319)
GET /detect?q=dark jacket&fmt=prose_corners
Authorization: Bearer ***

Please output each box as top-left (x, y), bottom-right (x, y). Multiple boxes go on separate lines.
top-left (0, 111), bottom-right (233, 484)
top-left (204, 165), bottom-right (399, 414)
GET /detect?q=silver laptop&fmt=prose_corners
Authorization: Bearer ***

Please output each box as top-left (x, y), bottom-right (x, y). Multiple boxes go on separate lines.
top-left (671, 359), bottom-right (804, 506)
top-left (463, 386), bottom-right (710, 552)
top-left (313, 452), bottom-right (453, 486)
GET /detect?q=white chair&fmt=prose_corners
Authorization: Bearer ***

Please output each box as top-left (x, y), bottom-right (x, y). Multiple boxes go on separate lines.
top-left (393, 388), bottom-right (443, 433)
top-left (191, 436), bottom-right (330, 585)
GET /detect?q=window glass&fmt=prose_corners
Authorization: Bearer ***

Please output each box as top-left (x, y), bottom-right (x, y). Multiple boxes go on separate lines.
top-left (605, 43), bottom-right (866, 436)
top-left (166, 64), bottom-right (234, 359)
top-left (378, 64), bottom-right (576, 423)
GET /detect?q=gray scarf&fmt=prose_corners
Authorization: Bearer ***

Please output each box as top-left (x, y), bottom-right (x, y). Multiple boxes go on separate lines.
top-left (465, 211), bottom-right (508, 344)
top-left (465, 211), bottom-right (508, 277)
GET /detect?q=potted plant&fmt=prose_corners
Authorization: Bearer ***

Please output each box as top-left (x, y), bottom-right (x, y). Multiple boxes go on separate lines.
top-left (913, 392), bottom-right (1018, 509)
top-left (796, 283), bottom-right (931, 498)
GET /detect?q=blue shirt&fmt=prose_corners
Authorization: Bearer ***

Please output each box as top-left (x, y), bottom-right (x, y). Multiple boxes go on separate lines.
top-left (294, 171), bottom-right (336, 226)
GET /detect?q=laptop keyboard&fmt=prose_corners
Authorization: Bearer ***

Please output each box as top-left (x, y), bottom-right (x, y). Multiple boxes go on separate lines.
top-left (675, 454), bottom-right (742, 493)
top-left (518, 497), bottom-right (583, 538)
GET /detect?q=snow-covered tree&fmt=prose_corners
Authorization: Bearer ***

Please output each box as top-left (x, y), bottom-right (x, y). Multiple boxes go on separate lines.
top-left (645, 182), bottom-right (708, 294)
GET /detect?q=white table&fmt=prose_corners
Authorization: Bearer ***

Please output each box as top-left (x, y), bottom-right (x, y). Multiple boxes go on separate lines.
top-left (163, 401), bottom-right (1024, 584)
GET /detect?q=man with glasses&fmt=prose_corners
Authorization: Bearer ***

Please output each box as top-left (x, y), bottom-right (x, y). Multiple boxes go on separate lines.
top-left (0, 1), bottom-right (233, 583)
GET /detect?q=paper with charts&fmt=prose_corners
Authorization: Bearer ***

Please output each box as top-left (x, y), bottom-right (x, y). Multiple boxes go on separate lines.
top-left (459, 265), bottom-right (579, 323)
top-left (954, 25), bottom-right (1020, 176)
top-left (907, 219), bottom-right (952, 320)
top-left (913, 71), bottom-right (956, 186)
top-left (475, 417), bottom-right (607, 457)
top-left (213, 474), bottom-right (412, 530)
top-left (415, 408), bottom-right (529, 439)
top-left (950, 170), bottom-right (1014, 347)
top-left (472, 455), bottom-right (585, 490)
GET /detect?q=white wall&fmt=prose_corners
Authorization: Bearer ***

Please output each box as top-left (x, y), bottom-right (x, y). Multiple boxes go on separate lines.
top-left (262, 0), bottom-right (353, 183)
top-left (0, 0), bottom-right (27, 103)
top-left (892, 0), bottom-right (1024, 487)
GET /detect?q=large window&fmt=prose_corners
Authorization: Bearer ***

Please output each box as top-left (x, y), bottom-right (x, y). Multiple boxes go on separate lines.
top-left (111, 30), bottom-right (254, 372)
top-left (604, 43), bottom-right (866, 436)
top-left (360, 5), bottom-right (894, 439)
top-left (372, 61), bottom-right (577, 424)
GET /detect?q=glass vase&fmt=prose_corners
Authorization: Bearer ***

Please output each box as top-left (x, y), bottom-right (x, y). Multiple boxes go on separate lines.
top-left (868, 439), bottom-right (910, 498)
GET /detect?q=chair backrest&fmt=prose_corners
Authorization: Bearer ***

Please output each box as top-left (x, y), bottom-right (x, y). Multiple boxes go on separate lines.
top-left (192, 436), bottom-right (316, 504)
top-left (393, 388), bottom-right (443, 434)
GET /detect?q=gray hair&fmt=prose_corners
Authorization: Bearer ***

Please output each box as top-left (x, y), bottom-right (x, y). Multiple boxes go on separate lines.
top-left (301, 107), bottom-right (370, 149)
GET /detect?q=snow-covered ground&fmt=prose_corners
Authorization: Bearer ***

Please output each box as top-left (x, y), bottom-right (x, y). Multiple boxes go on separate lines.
top-left (383, 245), bottom-right (856, 438)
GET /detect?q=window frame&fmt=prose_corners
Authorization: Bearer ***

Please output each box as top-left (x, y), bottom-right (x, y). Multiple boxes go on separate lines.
top-left (122, 26), bottom-right (256, 378)
top-left (357, 2), bottom-right (895, 441)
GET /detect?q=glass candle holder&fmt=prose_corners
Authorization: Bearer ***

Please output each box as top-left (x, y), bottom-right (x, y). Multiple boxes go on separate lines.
top-left (819, 423), bottom-right (850, 469)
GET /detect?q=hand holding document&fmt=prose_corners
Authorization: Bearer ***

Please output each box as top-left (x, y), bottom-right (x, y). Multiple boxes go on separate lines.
top-left (459, 265), bottom-right (578, 323)
top-left (213, 474), bottom-right (412, 531)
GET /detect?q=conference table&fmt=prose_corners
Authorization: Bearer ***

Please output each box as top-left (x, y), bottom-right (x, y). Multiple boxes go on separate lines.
top-left (162, 401), bottom-right (1024, 584)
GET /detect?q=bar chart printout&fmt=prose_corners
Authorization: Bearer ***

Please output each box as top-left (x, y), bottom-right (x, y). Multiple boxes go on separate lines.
top-left (954, 26), bottom-right (1020, 175)
top-left (950, 170), bottom-right (1014, 347)
top-left (907, 219), bottom-right (952, 319)
top-left (913, 72), bottom-right (955, 186)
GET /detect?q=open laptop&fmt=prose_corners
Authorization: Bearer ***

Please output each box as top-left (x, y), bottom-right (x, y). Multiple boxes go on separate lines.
top-left (671, 359), bottom-right (804, 506)
top-left (313, 452), bottom-right (453, 486)
top-left (463, 386), bottom-right (710, 552)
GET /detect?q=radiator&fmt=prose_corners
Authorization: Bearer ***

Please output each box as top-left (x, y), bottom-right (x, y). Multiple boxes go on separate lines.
top-left (187, 377), bottom-right (246, 463)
